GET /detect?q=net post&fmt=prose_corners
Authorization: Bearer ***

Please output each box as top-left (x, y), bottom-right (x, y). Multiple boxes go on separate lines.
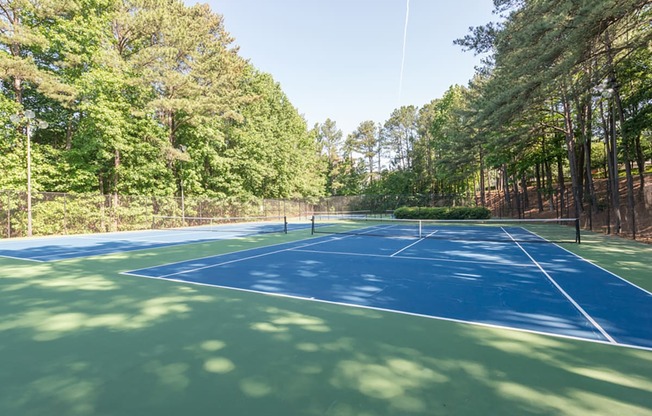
top-left (311, 215), bottom-right (315, 235)
top-left (418, 220), bottom-right (422, 238)
top-left (575, 218), bottom-right (581, 244)
top-left (284, 216), bottom-right (288, 234)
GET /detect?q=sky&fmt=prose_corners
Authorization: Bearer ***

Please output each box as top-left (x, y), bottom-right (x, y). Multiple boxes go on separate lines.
top-left (187, 0), bottom-right (496, 136)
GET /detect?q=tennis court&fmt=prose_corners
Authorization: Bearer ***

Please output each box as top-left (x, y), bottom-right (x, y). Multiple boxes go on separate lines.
top-left (123, 218), bottom-right (652, 350)
top-left (0, 215), bottom-right (307, 262)
top-left (1, 215), bottom-right (651, 415)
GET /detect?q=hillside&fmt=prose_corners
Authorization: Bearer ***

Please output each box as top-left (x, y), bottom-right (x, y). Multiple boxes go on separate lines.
top-left (486, 174), bottom-right (652, 243)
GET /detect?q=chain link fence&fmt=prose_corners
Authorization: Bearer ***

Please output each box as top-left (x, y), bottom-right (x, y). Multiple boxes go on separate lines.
top-left (309, 194), bottom-right (475, 214)
top-left (0, 190), bottom-right (315, 238)
top-left (0, 190), bottom-right (476, 238)
top-left (2, 188), bottom-right (648, 240)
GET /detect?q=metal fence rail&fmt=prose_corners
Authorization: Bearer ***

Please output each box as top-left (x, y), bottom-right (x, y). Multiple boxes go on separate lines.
top-left (0, 190), bottom-right (313, 238)
top-left (1, 189), bottom-right (648, 240)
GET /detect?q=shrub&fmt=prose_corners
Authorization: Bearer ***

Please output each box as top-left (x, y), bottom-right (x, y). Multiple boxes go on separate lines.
top-left (393, 206), bottom-right (491, 220)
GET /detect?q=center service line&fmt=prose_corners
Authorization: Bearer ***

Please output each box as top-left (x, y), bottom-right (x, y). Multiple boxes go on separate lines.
top-left (390, 230), bottom-right (438, 257)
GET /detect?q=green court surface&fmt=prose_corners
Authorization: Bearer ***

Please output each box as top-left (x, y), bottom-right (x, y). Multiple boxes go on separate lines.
top-left (1, 229), bottom-right (651, 416)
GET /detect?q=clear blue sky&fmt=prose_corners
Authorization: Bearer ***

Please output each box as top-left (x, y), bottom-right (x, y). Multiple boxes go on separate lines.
top-left (188, 0), bottom-right (495, 136)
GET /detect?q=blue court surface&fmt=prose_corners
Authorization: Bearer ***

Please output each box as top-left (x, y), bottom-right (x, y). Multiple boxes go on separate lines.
top-left (0, 223), bottom-right (311, 262)
top-left (123, 232), bottom-right (652, 350)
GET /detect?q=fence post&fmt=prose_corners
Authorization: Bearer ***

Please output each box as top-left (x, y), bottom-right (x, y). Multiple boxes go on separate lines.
top-left (5, 190), bottom-right (10, 238)
top-left (63, 193), bottom-right (67, 234)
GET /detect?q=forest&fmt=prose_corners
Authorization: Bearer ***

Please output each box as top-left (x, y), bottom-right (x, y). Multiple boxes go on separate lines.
top-left (1, 0), bottom-right (651, 238)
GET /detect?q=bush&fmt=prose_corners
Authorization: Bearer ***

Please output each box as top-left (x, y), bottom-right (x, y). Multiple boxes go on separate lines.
top-left (393, 206), bottom-right (491, 220)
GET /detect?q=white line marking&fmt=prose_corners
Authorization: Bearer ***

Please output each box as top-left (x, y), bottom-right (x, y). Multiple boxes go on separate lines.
top-left (18, 227), bottom-right (302, 262)
top-left (0, 254), bottom-right (46, 263)
top-left (76, 230), bottom-right (213, 242)
top-left (122, 234), bottom-right (338, 273)
top-left (122, 236), bottom-right (320, 271)
top-left (118, 271), bottom-right (652, 352)
top-left (550, 242), bottom-right (652, 297)
top-left (390, 230), bottom-right (438, 257)
top-left (34, 228), bottom-right (319, 262)
top-left (316, 223), bottom-right (417, 238)
top-left (140, 235), bottom-right (357, 279)
top-left (502, 227), bottom-right (617, 344)
top-left (29, 239), bottom-right (218, 261)
top-left (292, 248), bottom-right (537, 268)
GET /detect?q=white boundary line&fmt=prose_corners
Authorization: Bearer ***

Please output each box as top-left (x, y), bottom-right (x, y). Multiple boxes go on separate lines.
top-left (292, 248), bottom-right (537, 268)
top-left (122, 234), bottom-right (353, 276)
top-left (3, 225), bottom-right (307, 262)
top-left (28, 238), bottom-right (226, 262)
top-left (75, 230), bottom-right (223, 242)
top-left (550, 241), bottom-right (652, 297)
top-left (390, 230), bottom-right (439, 257)
top-left (118, 270), bottom-right (652, 352)
top-left (154, 238), bottom-right (342, 279)
top-left (314, 221), bottom-right (420, 239)
top-left (502, 227), bottom-right (617, 344)
top-left (29, 227), bottom-right (313, 262)
top-left (390, 238), bottom-right (425, 257)
top-left (0, 254), bottom-right (46, 263)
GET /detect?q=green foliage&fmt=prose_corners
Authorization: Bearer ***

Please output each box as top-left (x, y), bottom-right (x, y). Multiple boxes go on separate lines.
top-left (1, 0), bottom-right (650, 226)
top-left (222, 69), bottom-right (325, 199)
top-left (0, 0), bottom-right (325, 201)
top-left (394, 206), bottom-right (491, 220)
top-left (383, 106), bottom-right (418, 171)
top-left (346, 120), bottom-right (379, 180)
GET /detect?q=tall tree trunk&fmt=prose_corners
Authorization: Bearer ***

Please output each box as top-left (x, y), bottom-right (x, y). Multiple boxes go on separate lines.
top-left (11, 10), bottom-right (23, 105)
top-left (535, 162), bottom-right (544, 212)
top-left (634, 133), bottom-right (645, 197)
top-left (610, 79), bottom-right (636, 239)
top-left (577, 135), bottom-right (585, 205)
top-left (605, 29), bottom-right (630, 236)
top-left (579, 93), bottom-right (598, 230)
top-left (502, 165), bottom-right (511, 214)
top-left (601, 101), bottom-right (621, 234)
top-left (560, 88), bottom-right (582, 220)
top-left (426, 137), bottom-right (434, 194)
top-left (557, 152), bottom-right (565, 218)
top-left (512, 174), bottom-right (521, 219)
top-left (479, 147), bottom-right (486, 207)
top-left (542, 137), bottom-right (555, 212)
top-left (521, 172), bottom-right (529, 212)
top-left (603, 148), bottom-right (611, 235)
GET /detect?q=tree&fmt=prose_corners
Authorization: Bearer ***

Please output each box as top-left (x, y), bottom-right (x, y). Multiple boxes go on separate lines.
top-left (457, 0), bottom-right (652, 236)
top-left (347, 120), bottom-right (380, 184)
top-left (315, 118), bottom-right (343, 195)
top-left (383, 105), bottom-right (418, 171)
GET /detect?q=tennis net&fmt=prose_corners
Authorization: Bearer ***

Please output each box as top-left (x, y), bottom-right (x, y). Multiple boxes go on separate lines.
top-left (311, 216), bottom-right (580, 243)
top-left (152, 215), bottom-right (288, 234)
top-left (306, 210), bottom-right (372, 219)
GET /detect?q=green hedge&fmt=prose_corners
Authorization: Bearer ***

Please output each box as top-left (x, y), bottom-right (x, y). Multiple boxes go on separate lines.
top-left (393, 206), bottom-right (491, 220)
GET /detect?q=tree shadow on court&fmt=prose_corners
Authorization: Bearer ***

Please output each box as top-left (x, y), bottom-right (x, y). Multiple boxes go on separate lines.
top-left (1, 252), bottom-right (651, 416)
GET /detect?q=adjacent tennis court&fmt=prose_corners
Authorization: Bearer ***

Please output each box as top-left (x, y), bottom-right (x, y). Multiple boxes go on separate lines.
top-left (0, 216), bottom-right (307, 262)
top-left (1, 215), bottom-right (651, 415)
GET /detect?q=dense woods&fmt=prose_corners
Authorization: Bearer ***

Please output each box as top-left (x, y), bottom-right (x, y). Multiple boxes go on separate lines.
top-left (1, 0), bottom-right (651, 238)
top-left (1, 0), bottom-right (323, 200)
top-left (315, 0), bottom-right (652, 238)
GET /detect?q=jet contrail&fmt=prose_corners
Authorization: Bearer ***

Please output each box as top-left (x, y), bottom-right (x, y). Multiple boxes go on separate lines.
top-left (398, 0), bottom-right (410, 107)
